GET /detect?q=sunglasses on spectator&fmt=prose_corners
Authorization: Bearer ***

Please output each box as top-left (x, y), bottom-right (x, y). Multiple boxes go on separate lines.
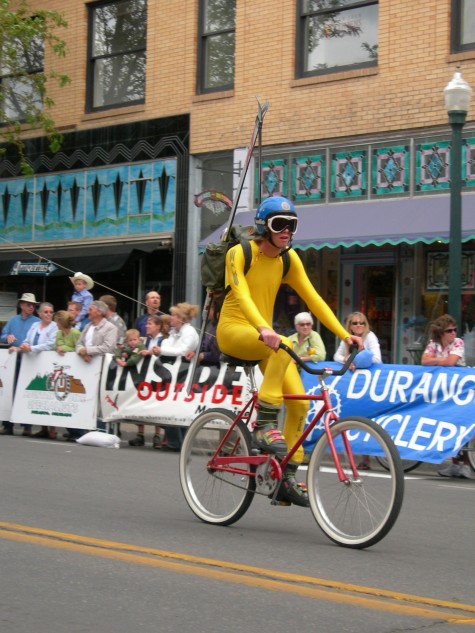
top-left (267, 215), bottom-right (298, 234)
top-left (444, 327), bottom-right (457, 333)
top-left (297, 322), bottom-right (312, 326)
top-left (351, 321), bottom-right (366, 326)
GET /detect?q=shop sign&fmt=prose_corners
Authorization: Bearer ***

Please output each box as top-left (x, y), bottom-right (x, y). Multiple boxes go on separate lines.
top-left (10, 261), bottom-right (57, 276)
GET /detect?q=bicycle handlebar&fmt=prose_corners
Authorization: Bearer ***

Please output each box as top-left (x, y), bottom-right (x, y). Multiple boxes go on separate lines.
top-left (279, 342), bottom-right (360, 377)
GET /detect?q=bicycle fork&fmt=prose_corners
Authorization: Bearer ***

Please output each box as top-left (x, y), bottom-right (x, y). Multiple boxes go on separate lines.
top-left (317, 379), bottom-right (360, 483)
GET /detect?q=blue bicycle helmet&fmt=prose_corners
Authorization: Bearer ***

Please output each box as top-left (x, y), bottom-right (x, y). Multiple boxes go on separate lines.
top-left (255, 196), bottom-right (296, 235)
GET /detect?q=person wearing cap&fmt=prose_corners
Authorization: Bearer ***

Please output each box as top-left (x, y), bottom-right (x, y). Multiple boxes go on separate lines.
top-left (0, 293), bottom-right (41, 435)
top-left (0, 293), bottom-right (41, 348)
top-left (70, 272), bottom-right (94, 327)
top-left (289, 312), bottom-right (326, 364)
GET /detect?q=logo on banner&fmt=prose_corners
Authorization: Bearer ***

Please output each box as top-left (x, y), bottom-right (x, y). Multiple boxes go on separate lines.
top-left (24, 362), bottom-right (86, 417)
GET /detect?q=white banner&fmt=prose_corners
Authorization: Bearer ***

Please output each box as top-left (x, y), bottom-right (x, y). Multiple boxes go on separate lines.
top-left (100, 354), bottom-right (260, 426)
top-left (10, 352), bottom-right (103, 430)
top-left (0, 349), bottom-right (17, 421)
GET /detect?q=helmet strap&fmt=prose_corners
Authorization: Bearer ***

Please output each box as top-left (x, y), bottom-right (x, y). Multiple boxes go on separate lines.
top-left (265, 230), bottom-right (293, 253)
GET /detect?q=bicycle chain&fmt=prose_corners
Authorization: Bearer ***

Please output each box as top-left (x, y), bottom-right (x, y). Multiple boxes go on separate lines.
top-left (210, 470), bottom-right (275, 497)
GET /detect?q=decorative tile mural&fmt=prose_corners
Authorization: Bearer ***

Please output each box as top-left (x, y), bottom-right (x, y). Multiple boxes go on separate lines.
top-left (331, 150), bottom-right (367, 198)
top-left (465, 138), bottom-right (475, 187)
top-left (0, 159), bottom-right (177, 244)
top-left (256, 158), bottom-right (287, 200)
top-left (372, 145), bottom-right (409, 195)
top-left (416, 142), bottom-right (451, 191)
top-left (292, 155), bottom-right (325, 201)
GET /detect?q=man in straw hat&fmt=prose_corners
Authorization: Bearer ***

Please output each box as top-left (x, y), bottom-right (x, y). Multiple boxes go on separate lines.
top-left (0, 293), bottom-right (40, 435)
top-left (69, 272), bottom-right (94, 328)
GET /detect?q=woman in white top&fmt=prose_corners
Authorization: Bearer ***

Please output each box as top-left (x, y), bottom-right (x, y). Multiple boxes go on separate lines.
top-left (13, 302), bottom-right (58, 354)
top-left (157, 302), bottom-right (199, 357)
top-left (334, 311), bottom-right (382, 470)
top-left (14, 302), bottom-right (58, 439)
top-left (155, 302), bottom-right (199, 451)
top-left (334, 311), bottom-right (382, 368)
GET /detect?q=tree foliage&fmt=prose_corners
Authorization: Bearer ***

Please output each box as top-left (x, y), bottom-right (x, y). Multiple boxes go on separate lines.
top-left (0, 0), bottom-right (70, 174)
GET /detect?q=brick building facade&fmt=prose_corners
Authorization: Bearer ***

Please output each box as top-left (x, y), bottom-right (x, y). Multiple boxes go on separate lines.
top-left (1, 0), bottom-right (474, 362)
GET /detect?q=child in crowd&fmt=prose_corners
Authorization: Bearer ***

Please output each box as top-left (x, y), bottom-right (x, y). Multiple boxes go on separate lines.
top-left (113, 329), bottom-right (145, 368)
top-left (55, 310), bottom-right (81, 354)
top-left (69, 272), bottom-right (94, 327)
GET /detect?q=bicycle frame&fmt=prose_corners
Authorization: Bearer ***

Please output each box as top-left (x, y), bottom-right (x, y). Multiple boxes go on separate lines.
top-left (207, 361), bottom-right (360, 486)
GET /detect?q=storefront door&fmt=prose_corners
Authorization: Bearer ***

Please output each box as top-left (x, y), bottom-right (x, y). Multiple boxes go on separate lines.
top-left (354, 264), bottom-right (395, 363)
top-left (340, 254), bottom-right (396, 363)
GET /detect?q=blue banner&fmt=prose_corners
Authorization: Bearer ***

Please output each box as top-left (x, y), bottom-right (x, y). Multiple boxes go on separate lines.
top-left (301, 363), bottom-right (475, 464)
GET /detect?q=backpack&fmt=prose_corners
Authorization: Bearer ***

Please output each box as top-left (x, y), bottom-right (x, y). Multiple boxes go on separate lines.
top-left (200, 224), bottom-right (290, 294)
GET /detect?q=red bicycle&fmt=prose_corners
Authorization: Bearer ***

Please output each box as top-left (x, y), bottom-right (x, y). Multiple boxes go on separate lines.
top-left (179, 344), bottom-right (404, 549)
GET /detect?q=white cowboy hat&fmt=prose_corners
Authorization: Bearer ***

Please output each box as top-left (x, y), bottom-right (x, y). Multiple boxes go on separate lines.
top-left (18, 292), bottom-right (39, 304)
top-left (69, 272), bottom-right (94, 290)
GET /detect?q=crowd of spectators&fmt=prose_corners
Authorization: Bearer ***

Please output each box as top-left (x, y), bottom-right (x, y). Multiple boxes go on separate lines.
top-left (0, 276), bottom-right (201, 451)
top-left (1, 282), bottom-right (472, 476)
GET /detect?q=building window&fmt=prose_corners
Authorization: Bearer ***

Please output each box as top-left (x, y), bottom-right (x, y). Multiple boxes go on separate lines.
top-left (451, 0), bottom-right (475, 52)
top-left (296, 0), bottom-right (378, 78)
top-left (0, 26), bottom-right (44, 122)
top-left (197, 0), bottom-right (235, 93)
top-left (87, 0), bottom-right (147, 111)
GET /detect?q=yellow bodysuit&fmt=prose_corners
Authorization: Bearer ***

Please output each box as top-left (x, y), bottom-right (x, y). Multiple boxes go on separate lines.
top-left (217, 239), bottom-right (350, 463)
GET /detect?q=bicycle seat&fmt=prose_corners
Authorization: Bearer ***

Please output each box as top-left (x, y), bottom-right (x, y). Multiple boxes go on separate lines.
top-left (220, 354), bottom-right (260, 368)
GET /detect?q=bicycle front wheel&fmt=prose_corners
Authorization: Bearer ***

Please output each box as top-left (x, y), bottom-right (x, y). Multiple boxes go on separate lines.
top-left (308, 416), bottom-right (404, 549)
top-left (179, 408), bottom-right (255, 526)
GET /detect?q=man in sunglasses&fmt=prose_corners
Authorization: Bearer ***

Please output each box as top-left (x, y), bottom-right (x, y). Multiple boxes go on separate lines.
top-left (216, 195), bottom-right (362, 507)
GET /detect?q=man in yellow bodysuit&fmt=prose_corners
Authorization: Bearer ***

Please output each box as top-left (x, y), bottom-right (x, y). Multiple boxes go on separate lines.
top-left (217, 196), bottom-right (362, 507)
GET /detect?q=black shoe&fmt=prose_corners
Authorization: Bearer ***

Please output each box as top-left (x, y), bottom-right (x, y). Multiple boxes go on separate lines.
top-left (252, 424), bottom-right (287, 456)
top-left (274, 464), bottom-right (310, 508)
top-left (152, 434), bottom-right (162, 449)
top-left (0, 426), bottom-right (13, 435)
top-left (275, 477), bottom-right (310, 507)
top-left (129, 434), bottom-right (145, 447)
top-left (160, 445), bottom-right (180, 452)
top-left (252, 403), bottom-right (287, 456)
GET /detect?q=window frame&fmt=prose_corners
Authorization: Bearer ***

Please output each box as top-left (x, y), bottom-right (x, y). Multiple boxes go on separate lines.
top-left (451, 0), bottom-right (475, 53)
top-left (295, 0), bottom-right (379, 79)
top-left (196, 0), bottom-right (236, 95)
top-left (86, 0), bottom-right (147, 113)
top-left (0, 22), bottom-right (44, 123)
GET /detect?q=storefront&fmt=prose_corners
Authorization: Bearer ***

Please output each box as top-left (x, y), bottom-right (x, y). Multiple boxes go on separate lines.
top-left (199, 192), bottom-right (475, 364)
top-left (0, 115), bottom-right (190, 322)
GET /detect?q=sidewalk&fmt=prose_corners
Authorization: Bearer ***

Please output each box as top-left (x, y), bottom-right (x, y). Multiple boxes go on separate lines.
top-left (8, 421), bottom-right (472, 478)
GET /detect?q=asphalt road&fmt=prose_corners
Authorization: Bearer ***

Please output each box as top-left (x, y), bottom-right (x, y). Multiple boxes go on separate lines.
top-left (1, 425), bottom-right (474, 633)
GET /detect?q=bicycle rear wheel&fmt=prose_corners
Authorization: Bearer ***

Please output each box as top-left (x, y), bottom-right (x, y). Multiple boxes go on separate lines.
top-left (375, 455), bottom-right (421, 473)
top-left (307, 416), bottom-right (404, 549)
top-left (179, 408), bottom-right (255, 526)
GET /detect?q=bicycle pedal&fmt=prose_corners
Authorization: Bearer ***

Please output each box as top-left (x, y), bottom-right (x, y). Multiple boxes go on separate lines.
top-left (270, 499), bottom-right (291, 507)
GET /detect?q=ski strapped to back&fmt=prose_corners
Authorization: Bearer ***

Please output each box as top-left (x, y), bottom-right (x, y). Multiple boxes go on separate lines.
top-left (186, 98), bottom-right (269, 394)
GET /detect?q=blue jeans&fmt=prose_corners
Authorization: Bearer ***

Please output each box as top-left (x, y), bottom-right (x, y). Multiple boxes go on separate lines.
top-left (165, 426), bottom-right (185, 449)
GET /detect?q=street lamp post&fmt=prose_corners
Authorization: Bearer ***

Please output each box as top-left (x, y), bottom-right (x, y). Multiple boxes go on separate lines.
top-left (444, 70), bottom-right (472, 329)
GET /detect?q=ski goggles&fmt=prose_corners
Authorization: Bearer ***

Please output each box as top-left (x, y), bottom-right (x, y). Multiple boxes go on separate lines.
top-left (266, 215), bottom-right (298, 234)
